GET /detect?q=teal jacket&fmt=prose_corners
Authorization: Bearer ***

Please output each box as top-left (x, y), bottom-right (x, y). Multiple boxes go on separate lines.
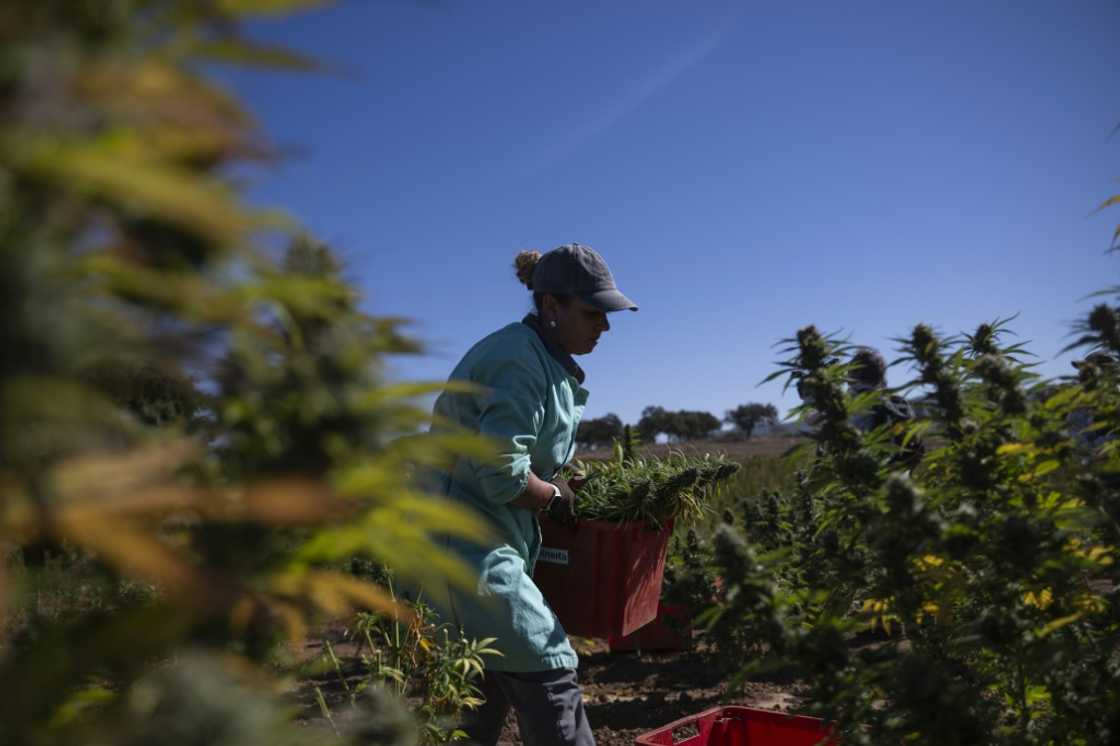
top-left (427, 317), bottom-right (588, 671)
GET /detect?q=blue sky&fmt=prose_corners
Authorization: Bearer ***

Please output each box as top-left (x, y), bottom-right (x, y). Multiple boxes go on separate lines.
top-left (228, 1), bottom-right (1120, 425)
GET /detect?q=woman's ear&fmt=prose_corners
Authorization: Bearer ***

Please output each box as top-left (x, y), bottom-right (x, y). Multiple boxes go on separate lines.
top-left (540, 293), bottom-right (559, 319)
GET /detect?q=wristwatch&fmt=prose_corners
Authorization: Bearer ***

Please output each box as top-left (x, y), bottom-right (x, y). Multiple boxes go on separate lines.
top-left (540, 482), bottom-right (562, 512)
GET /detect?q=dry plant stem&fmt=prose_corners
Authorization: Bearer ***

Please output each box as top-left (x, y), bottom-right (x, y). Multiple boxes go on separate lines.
top-left (314, 685), bottom-right (339, 737)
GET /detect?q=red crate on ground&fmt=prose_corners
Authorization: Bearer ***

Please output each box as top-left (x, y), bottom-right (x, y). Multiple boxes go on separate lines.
top-left (534, 516), bottom-right (673, 639)
top-left (635, 706), bottom-right (836, 746)
top-left (607, 602), bottom-right (691, 652)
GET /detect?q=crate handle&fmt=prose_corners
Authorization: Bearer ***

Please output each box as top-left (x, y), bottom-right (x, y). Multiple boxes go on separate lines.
top-left (711, 715), bottom-right (746, 746)
top-left (669, 722), bottom-right (700, 744)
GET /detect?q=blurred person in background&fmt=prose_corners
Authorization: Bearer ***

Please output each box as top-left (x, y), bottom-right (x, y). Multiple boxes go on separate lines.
top-left (847, 347), bottom-right (924, 470)
top-left (425, 244), bottom-right (637, 746)
top-left (1068, 351), bottom-right (1117, 449)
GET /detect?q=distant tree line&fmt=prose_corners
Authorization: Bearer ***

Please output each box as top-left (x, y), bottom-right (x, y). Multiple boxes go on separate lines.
top-left (723, 402), bottom-right (779, 439)
top-left (576, 402), bottom-right (781, 448)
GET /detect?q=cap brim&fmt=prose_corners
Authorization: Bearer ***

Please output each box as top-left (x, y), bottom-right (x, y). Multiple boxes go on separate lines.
top-left (585, 289), bottom-right (638, 312)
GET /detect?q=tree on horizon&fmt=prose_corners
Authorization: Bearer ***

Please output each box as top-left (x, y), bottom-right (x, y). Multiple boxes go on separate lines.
top-left (724, 402), bottom-right (779, 439)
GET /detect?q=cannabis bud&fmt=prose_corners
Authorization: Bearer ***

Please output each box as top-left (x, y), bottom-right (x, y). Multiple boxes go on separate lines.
top-left (1088, 304), bottom-right (1120, 352)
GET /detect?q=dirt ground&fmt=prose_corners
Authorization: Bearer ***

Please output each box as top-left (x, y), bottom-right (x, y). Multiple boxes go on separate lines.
top-left (494, 637), bottom-right (800, 746)
top-left (301, 631), bottom-right (802, 746)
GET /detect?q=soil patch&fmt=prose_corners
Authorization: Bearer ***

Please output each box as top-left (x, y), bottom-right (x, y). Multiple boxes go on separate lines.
top-left (494, 639), bottom-right (801, 745)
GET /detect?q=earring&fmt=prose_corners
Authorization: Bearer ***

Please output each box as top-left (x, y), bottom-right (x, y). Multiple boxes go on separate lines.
top-left (548, 320), bottom-right (557, 328)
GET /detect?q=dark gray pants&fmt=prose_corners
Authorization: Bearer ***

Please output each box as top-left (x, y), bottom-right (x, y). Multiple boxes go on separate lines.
top-left (463, 669), bottom-right (595, 746)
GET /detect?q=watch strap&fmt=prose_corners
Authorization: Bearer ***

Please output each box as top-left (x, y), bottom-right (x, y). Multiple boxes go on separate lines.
top-left (540, 482), bottom-right (562, 512)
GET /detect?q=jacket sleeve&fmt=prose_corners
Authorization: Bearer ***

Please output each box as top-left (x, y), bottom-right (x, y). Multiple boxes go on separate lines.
top-left (471, 356), bottom-right (546, 505)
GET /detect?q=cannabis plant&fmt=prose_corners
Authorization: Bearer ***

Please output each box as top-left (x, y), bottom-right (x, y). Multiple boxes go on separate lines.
top-left (0, 3), bottom-right (488, 745)
top-left (345, 599), bottom-right (498, 746)
top-left (708, 314), bottom-right (1120, 745)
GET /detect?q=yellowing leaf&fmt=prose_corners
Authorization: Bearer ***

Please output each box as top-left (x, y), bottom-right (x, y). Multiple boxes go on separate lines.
top-left (310, 571), bottom-right (409, 620)
top-left (1086, 545), bottom-right (1114, 565)
top-left (216, 0), bottom-right (333, 16)
top-left (1043, 386), bottom-right (1082, 410)
top-left (241, 478), bottom-right (336, 525)
top-left (860, 598), bottom-right (887, 613)
top-left (52, 438), bottom-right (200, 501)
top-left (190, 39), bottom-right (323, 71)
top-left (1034, 460), bottom-right (1060, 478)
top-left (230, 596), bottom-right (256, 634)
top-left (79, 58), bottom-right (251, 148)
top-left (859, 597), bottom-right (897, 635)
top-left (48, 685), bottom-right (116, 729)
top-left (4, 133), bottom-right (264, 248)
top-left (1073, 594), bottom-right (1108, 614)
top-left (267, 569), bottom-right (410, 623)
top-left (915, 554), bottom-right (945, 570)
top-left (1065, 540), bottom-right (1115, 566)
top-left (357, 380), bottom-right (483, 408)
top-left (1036, 612), bottom-right (1083, 638)
top-left (265, 598), bottom-right (308, 643)
top-left (57, 513), bottom-right (217, 604)
top-left (82, 255), bottom-right (250, 323)
top-left (59, 485), bottom-right (209, 524)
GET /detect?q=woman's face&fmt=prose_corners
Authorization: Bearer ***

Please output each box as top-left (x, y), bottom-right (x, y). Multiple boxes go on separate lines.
top-left (544, 296), bottom-right (610, 356)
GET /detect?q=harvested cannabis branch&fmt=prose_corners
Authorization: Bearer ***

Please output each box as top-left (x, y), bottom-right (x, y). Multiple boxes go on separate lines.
top-left (570, 451), bottom-right (741, 526)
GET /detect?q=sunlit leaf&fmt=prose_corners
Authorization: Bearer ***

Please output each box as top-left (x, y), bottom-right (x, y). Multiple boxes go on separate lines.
top-left (1022, 588), bottom-right (1053, 609)
top-left (52, 438), bottom-right (200, 502)
top-left (189, 39), bottom-right (324, 71)
top-left (1033, 460), bottom-right (1060, 478)
top-left (241, 478), bottom-right (338, 525)
top-left (216, 0), bottom-right (334, 16)
top-left (1043, 386), bottom-right (1082, 410)
top-left (47, 685), bottom-right (115, 729)
top-left (309, 570), bottom-right (410, 619)
top-left (4, 133), bottom-right (261, 247)
top-left (356, 380), bottom-right (482, 409)
top-left (82, 254), bottom-right (251, 322)
top-left (1094, 194), bottom-right (1120, 213)
top-left (1036, 612), bottom-right (1084, 638)
top-left (56, 513), bottom-right (218, 604)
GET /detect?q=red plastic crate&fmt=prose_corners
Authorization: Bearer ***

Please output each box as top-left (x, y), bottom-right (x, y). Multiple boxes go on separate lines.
top-left (534, 515), bottom-right (673, 638)
top-left (635, 706), bottom-right (837, 746)
top-left (608, 602), bottom-right (692, 652)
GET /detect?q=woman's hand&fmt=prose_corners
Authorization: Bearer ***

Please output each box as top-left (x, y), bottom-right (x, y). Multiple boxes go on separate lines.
top-left (546, 476), bottom-right (579, 527)
top-left (510, 471), bottom-right (567, 512)
top-left (509, 471), bottom-right (590, 526)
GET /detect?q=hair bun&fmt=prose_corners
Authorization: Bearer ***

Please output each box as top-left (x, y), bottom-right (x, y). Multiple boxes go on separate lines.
top-left (513, 250), bottom-right (541, 289)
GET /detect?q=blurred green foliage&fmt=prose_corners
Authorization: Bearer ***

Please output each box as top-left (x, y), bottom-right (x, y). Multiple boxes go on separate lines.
top-left (0, 2), bottom-right (491, 744)
top-left (323, 580), bottom-right (499, 746)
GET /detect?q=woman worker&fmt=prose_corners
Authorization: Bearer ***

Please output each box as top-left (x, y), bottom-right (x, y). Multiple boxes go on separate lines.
top-left (426, 243), bottom-right (637, 746)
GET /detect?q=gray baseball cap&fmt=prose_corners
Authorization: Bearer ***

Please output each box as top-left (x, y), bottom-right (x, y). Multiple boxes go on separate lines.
top-left (531, 243), bottom-right (638, 312)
